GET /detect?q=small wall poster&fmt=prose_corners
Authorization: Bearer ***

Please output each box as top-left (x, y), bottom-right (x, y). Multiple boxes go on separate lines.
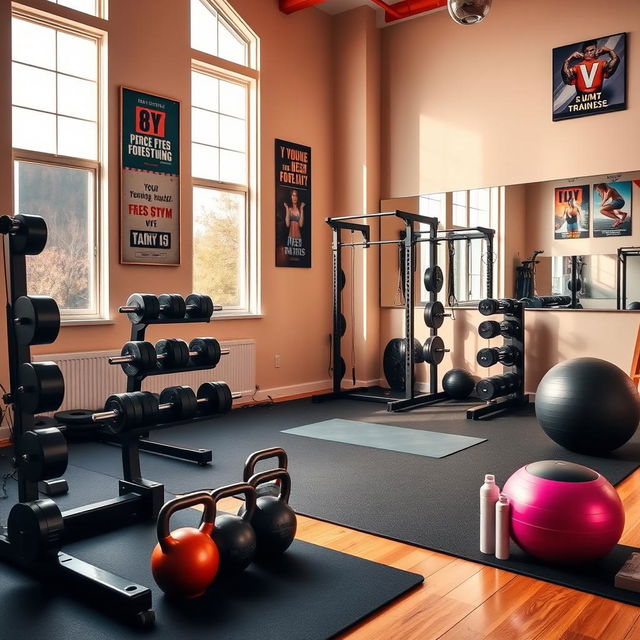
top-left (554, 185), bottom-right (590, 239)
top-left (275, 139), bottom-right (311, 268)
top-left (120, 87), bottom-right (180, 265)
top-left (593, 181), bottom-right (632, 237)
top-left (552, 33), bottom-right (626, 121)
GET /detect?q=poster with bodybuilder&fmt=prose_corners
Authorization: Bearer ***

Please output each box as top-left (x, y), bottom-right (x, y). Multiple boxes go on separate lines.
top-left (593, 181), bottom-right (632, 238)
top-left (554, 185), bottom-right (590, 239)
top-left (275, 139), bottom-right (311, 268)
top-left (552, 33), bottom-right (626, 121)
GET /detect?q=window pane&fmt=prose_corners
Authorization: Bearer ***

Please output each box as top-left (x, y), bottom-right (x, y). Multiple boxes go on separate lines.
top-left (192, 143), bottom-right (219, 181)
top-left (57, 0), bottom-right (98, 15)
top-left (57, 117), bottom-right (97, 159)
top-left (219, 149), bottom-right (246, 184)
top-left (218, 17), bottom-right (247, 65)
top-left (452, 191), bottom-right (466, 207)
top-left (13, 107), bottom-right (56, 153)
top-left (219, 115), bottom-right (245, 152)
top-left (452, 204), bottom-right (466, 227)
top-left (16, 161), bottom-right (94, 312)
top-left (193, 187), bottom-right (246, 308)
top-left (12, 63), bottom-right (56, 112)
top-left (470, 188), bottom-right (490, 211)
top-left (57, 31), bottom-right (97, 81)
top-left (192, 71), bottom-right (219, 111)
top-left (58, 75), bottom-right (96, 121)
top-left (192, 107), bottom-right (219, 146)
top-left (191, 0), bottom-right (218, 57)
top-left (219, 79), bottom-right (246, 118)
top-left (12, 18), bottom-right (56, 70)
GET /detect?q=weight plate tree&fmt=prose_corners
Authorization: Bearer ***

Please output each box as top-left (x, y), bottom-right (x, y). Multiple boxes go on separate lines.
top-left (468, 297), bottom-right (529, 420)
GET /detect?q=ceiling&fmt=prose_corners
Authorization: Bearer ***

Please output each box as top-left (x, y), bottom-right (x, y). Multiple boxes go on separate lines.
top-left (316, 0), bottom-right (377, 15)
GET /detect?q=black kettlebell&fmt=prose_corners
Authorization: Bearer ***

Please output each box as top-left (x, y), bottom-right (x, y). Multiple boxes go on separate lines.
top-left (209, 482), bottom-right (257, 575)
top-left (239, 468), bottom-right (297, 557)
top-left (243, 447), bottom-right (289, 499)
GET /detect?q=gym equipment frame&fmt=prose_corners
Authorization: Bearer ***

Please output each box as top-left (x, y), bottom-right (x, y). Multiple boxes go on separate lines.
top-left (617, 246), bottom-right (640, 310)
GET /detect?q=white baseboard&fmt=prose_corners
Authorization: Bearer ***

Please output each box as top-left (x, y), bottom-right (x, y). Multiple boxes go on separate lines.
top-left (253, 377), bottom-right (381, 402)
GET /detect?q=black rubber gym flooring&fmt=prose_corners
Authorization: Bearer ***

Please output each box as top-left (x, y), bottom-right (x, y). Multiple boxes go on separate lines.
top-left (65, 397), bottom-right (640, 606)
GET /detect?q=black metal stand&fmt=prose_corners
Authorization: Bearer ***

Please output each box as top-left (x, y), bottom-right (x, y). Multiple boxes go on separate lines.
top-left (617, 247), bottom-right (640, 310)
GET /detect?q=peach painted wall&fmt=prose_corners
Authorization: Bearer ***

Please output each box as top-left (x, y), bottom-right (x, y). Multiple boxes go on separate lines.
top-left (381, 0), bottom-right (640, 197)
top-left (0, 0), bottom-right (336, 407)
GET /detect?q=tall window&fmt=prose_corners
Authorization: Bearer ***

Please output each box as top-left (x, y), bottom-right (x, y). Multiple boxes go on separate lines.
top-left (419, 193), bottom-right (445, 304)
top-left (44, 0), bottom-right (102, 17)
top-left (12, 12), bottom-right (104, 319)
top-left (191, 0), bottom-right (258, 314)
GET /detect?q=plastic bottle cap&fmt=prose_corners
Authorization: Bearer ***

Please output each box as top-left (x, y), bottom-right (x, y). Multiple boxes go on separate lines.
top-left (498, 494), bottom-right (509, 504)
top-left (484, 474), bottom-right (495, 483)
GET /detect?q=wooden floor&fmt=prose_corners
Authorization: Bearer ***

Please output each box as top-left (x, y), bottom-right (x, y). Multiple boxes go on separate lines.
top-left (224, 463), bottom-right (640, 640)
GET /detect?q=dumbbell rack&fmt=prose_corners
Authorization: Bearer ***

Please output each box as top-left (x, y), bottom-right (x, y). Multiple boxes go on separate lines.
top-left (0, 215), bottom-right (159, 626)
top-left (467, 299), bottom-right (530, 420)
top-left (101, 316), bottom-right (221, 469)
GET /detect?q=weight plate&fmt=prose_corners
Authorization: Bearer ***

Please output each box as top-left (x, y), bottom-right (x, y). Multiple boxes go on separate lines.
top-left (476, 348), bottom-right (499, 368)
top-left (476, 377), bottom-right (500, 401)
top-left (18, 427), bottom-right (68, 482)
top-left (424, 301), bottom-right (446, 329)
top-left (499, 320), bottom-right (520, 338)
top-left (478, 298), bottom-right (499, 316)
top-left (190, 337), bottom-right (222, 367)
top-left (383, 339), bottom-right (422, 390)
top-left (336, 356), bottom-right (346, 381)
top-left (54, 409), bottom-right (95, 425)
top-left (14, 296), bottom-right (60, 346)
top-left (8, 498), bottom-right (64, 561)
top-left (125, 293), bottom-right (160, 324)
top-left (423, 335), bottom-right (446, 365)
top-left (104, 392), bottom-right (144, 433)
top-left (158, 293), bottom-right (186, 319)
top-left (478, 320), bottom-right (500, 340)
top-left (186, 293), bottom-right (214, 319)
top-left (338, 269), bottom-right (346, 291)
top-left (18, 362), bottom-right (65, 414)
top-left (131, 391), bottom-right (160, 427)
top-left (159, 385), bottom-right (198, 422)
top-left (121, 341), bottom-right (157, 377)
top-left (156, 338), bottom-right (190, 369)
top-left (423, 265), bottom-right (444, 293)
top-left (337, 314), bottom-right (346, 338)
top-left (12, 214), bottom-right (48, 255)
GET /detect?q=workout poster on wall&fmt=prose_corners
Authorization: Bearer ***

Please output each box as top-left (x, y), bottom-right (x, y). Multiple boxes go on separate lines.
top-left (120, 87), bottom-right (180, 265)
top-left (554, 185), bottom-right (590, 239)
top-left (593, 181), bottom-right (632, 238)
top-left (275, 139), bottom-right (311, 268)
top-left (552, 33), bottom-right (626, 121)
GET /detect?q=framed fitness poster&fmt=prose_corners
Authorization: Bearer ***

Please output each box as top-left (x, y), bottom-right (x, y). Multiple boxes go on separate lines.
top-left (275, 139), bottom-right (311, 268)
top-left (552, 33), bottom-right (626, 121)
top-left (120, 87), bottom-right (181, 265)
top-left (593, 181), bottom-right (632, 238)
top-left (554, 185), bottom-right (590, 239)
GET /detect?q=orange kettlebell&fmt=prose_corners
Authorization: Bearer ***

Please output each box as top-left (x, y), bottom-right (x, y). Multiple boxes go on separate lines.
top-left (151, 491), bottom-right (219, 598)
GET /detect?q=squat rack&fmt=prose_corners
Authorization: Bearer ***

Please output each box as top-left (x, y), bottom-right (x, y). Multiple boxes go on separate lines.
top-left (617, 247), bottom-right (640, 310)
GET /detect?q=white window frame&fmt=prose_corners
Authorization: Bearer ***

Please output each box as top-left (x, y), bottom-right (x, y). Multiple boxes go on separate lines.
top-left (11, 6), bottom-right (108, 322)
top-left (191, 0), bottom-right (260, 318)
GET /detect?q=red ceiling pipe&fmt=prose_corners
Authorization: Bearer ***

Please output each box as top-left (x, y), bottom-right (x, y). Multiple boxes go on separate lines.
top-left (381, 0), bottom-right (448, 22)
top-left (279, 0), bottom-right (327, 14)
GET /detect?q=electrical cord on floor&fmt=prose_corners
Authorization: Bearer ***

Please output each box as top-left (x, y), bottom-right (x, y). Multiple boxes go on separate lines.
top-left (240, 386), bottom-right (274, 409)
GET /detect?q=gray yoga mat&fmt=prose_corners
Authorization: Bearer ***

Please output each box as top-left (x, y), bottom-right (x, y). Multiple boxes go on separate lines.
top-left (283, 418), bottom-right (486, 458)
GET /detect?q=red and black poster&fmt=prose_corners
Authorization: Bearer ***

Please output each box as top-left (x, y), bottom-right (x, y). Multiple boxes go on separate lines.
top-left (275, 139), bottom-right (311, 268)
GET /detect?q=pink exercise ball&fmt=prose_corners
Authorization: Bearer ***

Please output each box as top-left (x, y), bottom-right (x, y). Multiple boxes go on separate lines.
top-left (502, 460), bottom-right (624, 564)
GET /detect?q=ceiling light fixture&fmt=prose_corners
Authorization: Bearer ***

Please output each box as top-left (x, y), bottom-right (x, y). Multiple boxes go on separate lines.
top-left (447, 0), bottom-right (492, 25)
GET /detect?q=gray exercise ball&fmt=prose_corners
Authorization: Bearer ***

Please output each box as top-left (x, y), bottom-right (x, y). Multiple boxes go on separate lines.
top-left (628, 301), bottom-right (640, 310)
top-left (535, 357), bottom-right (640, 454)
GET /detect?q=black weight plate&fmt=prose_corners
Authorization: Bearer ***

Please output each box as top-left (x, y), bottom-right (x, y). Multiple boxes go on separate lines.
top-left (18, 427), bottom-right (68, 481)
top-left (186, 293), bottom-right (214, 319)
top-left (423, 265), bottom-right (444, 293)
top-left (14, 296), bottom-right (60, 346)
top-left (382, 339), bottom-right (422, 391)
top-left (156, 338), bottom-right (190, 368)
top-left (478, 298), bottom-right (499, 316)
top-left (190, 337), bottom-right (222, 367)
top-left (196, 382), bottom-right (221, 414)
top-left (104, 393), bottom-right (143, 433)
top-left (338, 269), bottom-right (346, 291)
top-left (54, 409), bottom-right (95, 425)
top-left (158, 293), bottom-right (186, 319)
top-left (159, 385), bottom-right (197, 422)
top-left (131, 391), bottom-right (160, 427)
top-left (337, 314), bottom-right (346, 338)
top-left (476, 348), bottom-right (499, 368)
top-left (12, 214), bottom-right (48, 255)
top-left (121, 341), bottom-right (157, 376)
top-left (216, 382), bottom-right (233, 413)
top-left (125, 293), bottom-right (160, 324)
top-left (8, 499), bottom-right (63, 561)
top-left (336, 356), bottom-right (346, 381)
top-left (423, 301), bottom-right (445, 329)
top-left (499, 320), bottom-right (520, 338)
top-left (476, 377), bottom-right (500, 401)
top-left (18, 362), bottom-right (65, 414)
top-left (423, 335), bottom-right (446, 365)
top-left (478, 320), bottom-right (500, 340)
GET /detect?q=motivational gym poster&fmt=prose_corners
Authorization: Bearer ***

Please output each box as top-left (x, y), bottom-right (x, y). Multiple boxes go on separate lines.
top-left (120, 87), bottom-right (181, 265)
top-left (275, 139), bottom-right (311, 268)
top-left (593, 181), bottom-right (632, 238)
top-left (554, 185), bottom-right (590, 239)
top-left (552, 33), bottom-right (626, 121)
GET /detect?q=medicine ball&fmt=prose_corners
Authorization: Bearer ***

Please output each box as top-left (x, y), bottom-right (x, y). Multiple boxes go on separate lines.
top-left (535, 357), bottom-right (640, 454)
top-left (383, 338), bottom-right (422, 391)
top-left (442, 369), bottom-right (475, 400)
top-left (628, 301), bottom-right (640, 310)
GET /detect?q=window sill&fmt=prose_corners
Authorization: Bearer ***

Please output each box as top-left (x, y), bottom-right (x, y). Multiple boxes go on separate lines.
top-left (213, 313), bottom-right (264, 320)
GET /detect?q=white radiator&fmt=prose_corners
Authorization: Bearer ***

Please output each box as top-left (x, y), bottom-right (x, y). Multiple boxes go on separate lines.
top-left (33, 340), bottom-right (256, 411)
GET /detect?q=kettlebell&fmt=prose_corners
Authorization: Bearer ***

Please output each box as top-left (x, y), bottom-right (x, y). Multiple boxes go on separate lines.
top-left (240, 468), bottom-right (297, 557)
top-left (151, 491), bottom-right (219, 598)
top-left (243, 447), bottom-right (289, 499)
top-left (210, 482), bottom-right (257, 575)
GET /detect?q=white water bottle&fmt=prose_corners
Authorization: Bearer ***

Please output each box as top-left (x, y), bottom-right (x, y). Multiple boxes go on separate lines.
top-left (495, 494), bottom-right (511, 560)
top-left (480, 474), bottom-right (500, 554)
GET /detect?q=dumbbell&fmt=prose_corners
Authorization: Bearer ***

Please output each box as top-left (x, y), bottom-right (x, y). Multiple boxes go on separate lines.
top-left (478, 298), bottom-right (517, 316)
top-left (476, 345), bottom-right (520, 368)
top-left (186, 293), bottom-right (221, 319)
top-left (480, 319), bottom-right (521, 339)
top-left (158, 294), bottom-right (187, 319)
top-left (476, 372), bottom-right (521, 401)
top-left (119, 293), bottom-right (161, 324)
